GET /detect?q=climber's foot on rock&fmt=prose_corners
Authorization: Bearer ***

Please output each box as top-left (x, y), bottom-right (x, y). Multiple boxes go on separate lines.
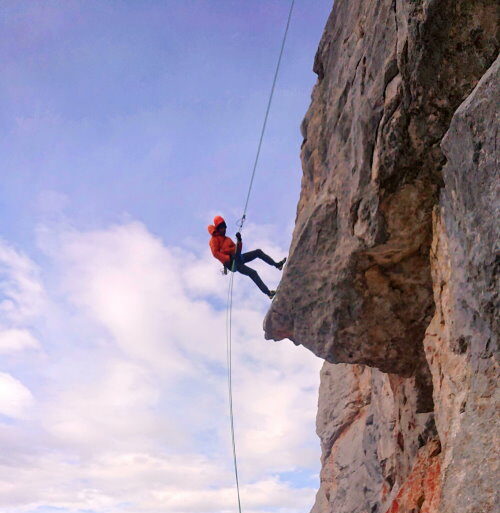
top-left (276, 258), bottom-right (287, 271)
top-left (268, 290), bottom-right (276, 299)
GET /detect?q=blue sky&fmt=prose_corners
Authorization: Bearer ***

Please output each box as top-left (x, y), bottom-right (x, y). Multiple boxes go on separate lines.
top-left (0, 1), bottom-right (331, 512)
top-left (2, 0), bottom-right (330, 250)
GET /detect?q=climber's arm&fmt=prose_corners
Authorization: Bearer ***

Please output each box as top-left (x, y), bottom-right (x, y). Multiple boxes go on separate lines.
top-left (235, 232), bottom-right (243, 256)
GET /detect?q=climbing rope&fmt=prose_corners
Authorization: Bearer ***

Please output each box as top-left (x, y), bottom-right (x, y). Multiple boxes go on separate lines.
top-left (238, 0), bottom-right (296, 232)
top-left (226, 267), bottom-right (241, 512)
top-left (225, 1), bottom-right (295, 511)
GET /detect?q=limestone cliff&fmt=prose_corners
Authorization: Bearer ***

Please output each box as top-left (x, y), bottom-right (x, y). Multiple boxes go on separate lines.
top-left (264, 1), bottom-right (499, 511)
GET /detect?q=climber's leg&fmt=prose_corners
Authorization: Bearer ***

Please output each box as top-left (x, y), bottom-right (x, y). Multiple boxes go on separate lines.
top-left (236, 263), bottom-right (271, 296)
top-left (241, 249), bottom-right (278, 267)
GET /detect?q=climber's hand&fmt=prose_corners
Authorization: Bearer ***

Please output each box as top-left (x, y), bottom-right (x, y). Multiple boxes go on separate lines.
top-left (236, 232), bottom-right (242, 241)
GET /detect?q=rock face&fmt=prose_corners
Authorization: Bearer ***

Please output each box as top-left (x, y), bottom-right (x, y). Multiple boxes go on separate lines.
top-left (264, 1), bottom-right (499, 511)
top-left (311, 363), bottom-right (439, 513)
top-left (424, 56), bottom-right (499, 513)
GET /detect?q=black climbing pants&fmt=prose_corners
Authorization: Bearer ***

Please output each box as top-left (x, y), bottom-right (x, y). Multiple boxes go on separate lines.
top-left (227, 249), bottom-right (278, 295)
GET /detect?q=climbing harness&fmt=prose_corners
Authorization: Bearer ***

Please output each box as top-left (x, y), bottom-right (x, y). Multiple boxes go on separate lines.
top-left (225, 1), bottom-right (295, 511)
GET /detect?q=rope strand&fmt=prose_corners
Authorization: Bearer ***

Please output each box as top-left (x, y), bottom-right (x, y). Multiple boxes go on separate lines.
top-left (226, 270), bottom-right (242, 511)
top-left (225, 2), bottom-right (296, 512)
top-left (239, 0), bottom-right (296, 230)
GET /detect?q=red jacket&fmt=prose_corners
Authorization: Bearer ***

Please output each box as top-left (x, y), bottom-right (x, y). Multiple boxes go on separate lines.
top-left (208, 216), bottom-right (242, 265)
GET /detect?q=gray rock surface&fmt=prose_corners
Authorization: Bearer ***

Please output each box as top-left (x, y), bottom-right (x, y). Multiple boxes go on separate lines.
top-left (264, 0), bottom-right (498, 389)
top-left (424, 55), bottom-right (499, 513)
top-left (262, 1), bottom-right (499, 512)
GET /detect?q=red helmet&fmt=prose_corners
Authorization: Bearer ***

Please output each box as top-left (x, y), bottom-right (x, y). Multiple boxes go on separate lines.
top-left (207, 215), bottom-right (226, 235)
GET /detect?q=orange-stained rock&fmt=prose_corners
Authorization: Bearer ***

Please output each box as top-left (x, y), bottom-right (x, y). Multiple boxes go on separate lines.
top-left (310, 363), bottom-right (437, 513)
top-left (384, 440), bottom-right (441, 513)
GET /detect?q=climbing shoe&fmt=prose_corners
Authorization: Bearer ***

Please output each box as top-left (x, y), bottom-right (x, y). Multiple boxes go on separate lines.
top-left (268, 290), bottom-right (276, 299)
top-left (275, 258), bottom-right (287, 271)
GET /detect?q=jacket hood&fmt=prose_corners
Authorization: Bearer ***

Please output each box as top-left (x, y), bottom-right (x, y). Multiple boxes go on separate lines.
top-left (207, 215), bottom-right (226, 235)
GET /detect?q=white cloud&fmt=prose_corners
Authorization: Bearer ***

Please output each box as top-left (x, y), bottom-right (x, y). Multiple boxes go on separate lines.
top-left (42, 359), bottom-right (162, 449)
top-left (0, 372), bottom-right (34, 419)
top-left (0, 239), bottom-right (45, 324)
top-left (0, 328), bottom-right (40, 354)
top-left (0, 452), bottom-right (314, 513)
top-left (0, 220), bottom-right (321, 513)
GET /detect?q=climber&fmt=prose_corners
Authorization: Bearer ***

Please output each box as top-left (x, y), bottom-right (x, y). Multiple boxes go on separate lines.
top-left (207, 215), bottom-right (286, 299)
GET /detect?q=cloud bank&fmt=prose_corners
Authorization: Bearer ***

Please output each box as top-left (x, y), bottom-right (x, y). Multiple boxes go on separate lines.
top-left (0, 221), bottom-right (321, 513)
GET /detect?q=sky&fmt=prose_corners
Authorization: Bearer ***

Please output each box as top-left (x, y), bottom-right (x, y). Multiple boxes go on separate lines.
top-left (0, 1), bottom-right (332, 512)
